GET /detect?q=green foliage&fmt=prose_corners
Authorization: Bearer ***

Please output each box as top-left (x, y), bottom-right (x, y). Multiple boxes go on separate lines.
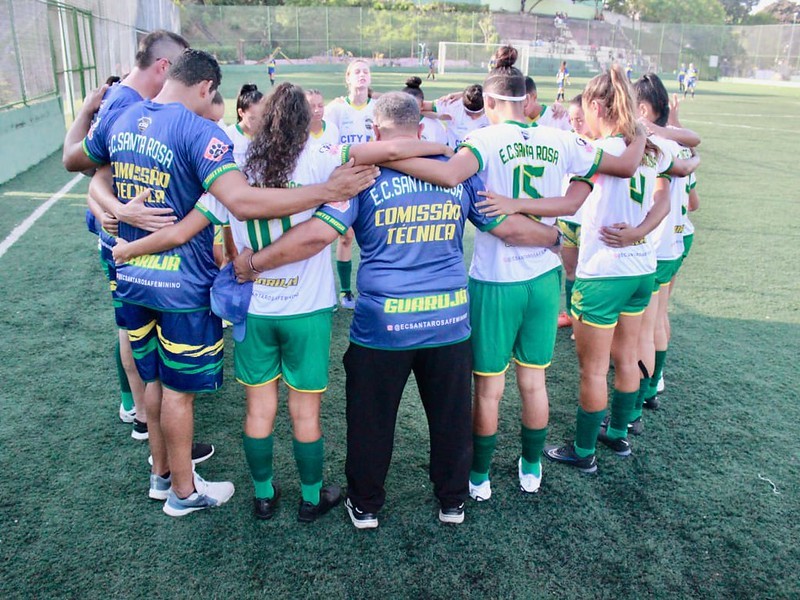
top-left (605, 0), bottom-right (727, 24)
top-left (719, 0), bottom-right (758, 24)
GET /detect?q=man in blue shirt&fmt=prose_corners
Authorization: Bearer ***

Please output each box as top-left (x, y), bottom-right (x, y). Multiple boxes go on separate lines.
top-left (235, 92), bottom-right (560, 527)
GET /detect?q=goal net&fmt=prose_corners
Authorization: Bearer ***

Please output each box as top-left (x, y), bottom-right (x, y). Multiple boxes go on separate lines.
top-left (438, 42), bottom-right (531, 76)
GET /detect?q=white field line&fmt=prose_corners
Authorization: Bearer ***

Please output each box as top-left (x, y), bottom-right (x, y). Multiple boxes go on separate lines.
top-left (681, 119), bottom-right (800, 135)
top-left (0, 174), bottom-right (84, 260)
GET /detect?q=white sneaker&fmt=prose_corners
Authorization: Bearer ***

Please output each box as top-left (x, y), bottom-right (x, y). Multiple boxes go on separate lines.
top-left (119, 403), bottom-right (136, 424)
top-left (518, 458), bottom-right (542, 494)
top-left (339, 292), bottom-right (356, 310)
top-left (657, 374), bottom-right (665, 393)
top-left (162, 473), bottom-right (234, 517)
top-left (468, 479), bottom-right (492, 502)
top-left (149, 473), bottom-right (172, 501)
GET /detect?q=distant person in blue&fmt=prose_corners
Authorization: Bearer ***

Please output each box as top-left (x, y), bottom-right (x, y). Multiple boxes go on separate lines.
top-left (426, 51), bottom-right (436, 80)
top-left (233, 92), bottom-right (561, 528)
top-left (677, 63), bottom-right (686, 93)
top-left (267, 57), bottom-right (277, 87)
top-left (77, 49), bottom-right (379, 517)
top-left (684, 63), bottom-right (698, 99)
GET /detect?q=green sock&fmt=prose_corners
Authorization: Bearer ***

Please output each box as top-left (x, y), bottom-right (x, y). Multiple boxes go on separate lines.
top-left (631, 377), bottom-right (650, 422)
top-left (520, 426), bottom-right (547, 476)
top-left (293, 438), bottom-right (324, 505)
top-left (470, 433), bottom-right (497, 484)
top-left (648, 350), bottom-right (668, 397)
top-left (115, 340), bottom-right (134, 412)
top-left (243, 434), bottom-right (274, 499)
top-left (565, 278), bottom-right (575, 316)
top-left (575, 407), bottom-right (605, 456)
top-left (608, 390), bottom-right (637, 439)
top-left (336, 260), bottom-right (352, 294)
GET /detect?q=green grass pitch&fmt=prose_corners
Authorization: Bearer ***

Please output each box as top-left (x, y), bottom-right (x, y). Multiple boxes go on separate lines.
top-left (0, 66), bottom-right (798, 598)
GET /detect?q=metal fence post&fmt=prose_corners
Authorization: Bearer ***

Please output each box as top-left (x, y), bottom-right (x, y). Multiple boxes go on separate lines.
top-left (296, 6), bottom-right (300, 57)
top-left (359, 8), bottom-right (363, 57)
top-left (8, 0), bottom-right (28, 105)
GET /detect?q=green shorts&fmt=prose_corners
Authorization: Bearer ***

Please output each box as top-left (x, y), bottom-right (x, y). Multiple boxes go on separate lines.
top-left (681, 233), bottom-right (694, 261)
top-left (557, 219), bottom-right (581, 248)
top-left (235, 309), bottom-right (333, 392)
top-left (470, 268), bottom-right (561, 375)
top-left (571, 274), bottom-right (655, 328)
top-left (654, 258), bottom-right (682, 290)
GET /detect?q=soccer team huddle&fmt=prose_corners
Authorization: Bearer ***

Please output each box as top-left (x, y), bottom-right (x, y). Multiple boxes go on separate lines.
top-left (63, 30), bottom-right (700, 528)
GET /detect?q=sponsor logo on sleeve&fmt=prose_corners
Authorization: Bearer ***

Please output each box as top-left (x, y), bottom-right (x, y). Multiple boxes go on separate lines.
top-left (203, 137), bottom-right (230, 162)
top-left (325, 200), bottom-right (350, 213)
top-left (576, 137), bottom-right (594, 153)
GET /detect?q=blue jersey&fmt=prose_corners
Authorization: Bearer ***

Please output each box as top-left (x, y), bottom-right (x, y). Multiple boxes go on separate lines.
top-left (83, 84), bottom-right (143, 251)
top-left (84, 100), bottom-right (239, 311)
top-left (314, 159), bottom-right (503, 349)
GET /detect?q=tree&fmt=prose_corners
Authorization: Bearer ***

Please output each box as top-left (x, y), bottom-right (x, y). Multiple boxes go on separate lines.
top-left (719, 0), bottom-right (759, 24)
top-left (519, 0), bottom-right (545, 13)
top-left (638, 0), bottom-right (726, 24)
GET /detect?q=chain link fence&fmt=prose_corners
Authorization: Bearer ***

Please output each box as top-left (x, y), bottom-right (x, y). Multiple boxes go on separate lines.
top-left (181, 6), bottom-right (800, 82)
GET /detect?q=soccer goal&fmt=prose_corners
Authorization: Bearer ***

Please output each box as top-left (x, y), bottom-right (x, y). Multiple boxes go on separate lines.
top-left (437, 42), bottom-right (531, 76)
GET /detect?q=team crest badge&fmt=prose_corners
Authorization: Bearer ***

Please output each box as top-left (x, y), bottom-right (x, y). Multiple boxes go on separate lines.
top-left (87, 116), bottom-right (101, 140)
top-left (520, 130), bottom-right (530, 141)
top-left (203, 137), bottom-right (230, 162)
top-left (576, 137), bottom-right (594, 153)
top-left (325, 200), bottom-right (350, 213)
top-left (137, 117), bottom-right (151, 133)
top-left (365, 118), bottom-right (373, 131)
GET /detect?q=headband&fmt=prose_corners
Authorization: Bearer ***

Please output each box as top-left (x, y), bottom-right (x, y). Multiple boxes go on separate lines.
top-left (463, 106), bottom-right (484, 114)
top-left (484, 92), bottom-right (527, 102)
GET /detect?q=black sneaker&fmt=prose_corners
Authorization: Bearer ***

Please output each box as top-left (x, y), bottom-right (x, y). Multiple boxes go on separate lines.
top-left (643, 395), bottom-right (660, 410)
top-left (543, 442), bottom-right (598, 474)
top-left (131, 419), bottom-right (149, 441)
top-left (254, 483), bottom-right (281, 520)
top-left (597, 428), bottom-right (632, 457)
top-left (191, 442), bottom-right (215, 465)
top-left (438, 502), bottom-right (465, 524)
top-left (345, 497), bottom-right (378, 529)
top-left (298, 485), bottom-right (343, 523)
top-left (628, 416), bottom-right (644, 436)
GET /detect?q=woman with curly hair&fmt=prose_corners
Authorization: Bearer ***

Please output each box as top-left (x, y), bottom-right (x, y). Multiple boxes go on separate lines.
top-left (110, 82), bottom-right (450, 522)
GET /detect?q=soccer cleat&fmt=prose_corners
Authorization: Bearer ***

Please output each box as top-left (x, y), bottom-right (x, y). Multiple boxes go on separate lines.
top-left (298, 485), bottom-right (343, 523)
top-left (518, 458), bottom-right (542, 494)
top-left (148, 442), bottom-right (215, 467)
top-left (557, 311), bottom-right (572, 328)
top-left (468, 479), bottom-right (492, 502)
top-left (596, 429), bottom-right (632, 457)
top-left (656, 374), bottom-right (665, 393)
top-left (149, 472), bottom-right (172, 501)
top-left (162, 473), bottom-right (234, 517)
top-left (345, 497), bottom-right (379, 529)
top-left (131, 419), bottom-right (149, 441)
top-left (339, 292), bottom-right (356, 310)
top-left (643, 395), bottom-right (660, 410)
top-left (439, 502), bottom-right (465, 524)
top-left (543, 443), bottom-right (598, 474)
top-left (119, 403), bottom-right (136, 424)
top-left (253, 483), bottom-right (281, 520)
top-left (628, 417), bottom-right (644, 436)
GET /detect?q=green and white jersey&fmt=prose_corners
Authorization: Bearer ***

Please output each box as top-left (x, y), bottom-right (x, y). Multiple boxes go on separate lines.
top-left (649, 136), bottom-right (685, 261)
top-left (533, 106), bottom-right (571, 131)
top-left (325, 97), bottom-right (375, 144)
top-left (434, 99), bottom-right (490, 149)
top-left (683, 172), bottom-right (696, 236)
top-left (461, 121), bottom-right (602, 283)
top-left (199, 142), bottom-right (349, 316)
top-left (578, 136), bottom-right (668, 279)
top-left (224, 122), bottom-right (252, 169)
top-left (420, 116), bottom-right (448, 145)
top-left (308, 120), bottom-right (340, 149)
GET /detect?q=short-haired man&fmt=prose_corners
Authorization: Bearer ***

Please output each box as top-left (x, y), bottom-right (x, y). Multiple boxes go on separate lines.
top-left (234, 92), bottom-right (561, 527)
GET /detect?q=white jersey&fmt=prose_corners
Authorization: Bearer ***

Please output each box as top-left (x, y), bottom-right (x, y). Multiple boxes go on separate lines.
top-left (683, 172), bottom-right (696, 236)
top-left (308, 120), bottom-right (340, 149)
top-left (649, 136), bottom-right (685, 261)
top-left (577, 136), bottom-right (668, 279)
top-left (533, 105), bottom-right (571, 131)
top-left (325, 97), bottom-right (375, 145)
top-left (461, 121), bottom-right (602, 283)
top-left (420, 116), bottom-right (448, 145)
top-left (434, 99), bottom-right (490, 149)
top-left (198, 142), bottom-right (348, 316)
top-left (224, 122), bottom-right (252, 169)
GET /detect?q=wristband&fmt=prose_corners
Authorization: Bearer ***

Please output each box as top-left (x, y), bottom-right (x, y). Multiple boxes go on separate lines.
top-left (248, 253), bottom-right (259, 274)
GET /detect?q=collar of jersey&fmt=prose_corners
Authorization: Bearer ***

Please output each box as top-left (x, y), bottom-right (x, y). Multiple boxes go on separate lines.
top-left (310, 121), bottom-right (327, 139)
top-left (505, 119), bottom-right (536, 128)
top-left (235, 122), bottom-right (252, 140)
top-left (346, 96), bottom-right (371, 110)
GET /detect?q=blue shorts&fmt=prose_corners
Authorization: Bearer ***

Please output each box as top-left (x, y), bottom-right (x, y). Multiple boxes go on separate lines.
top-left (119, 303), bottom-right (224, 393)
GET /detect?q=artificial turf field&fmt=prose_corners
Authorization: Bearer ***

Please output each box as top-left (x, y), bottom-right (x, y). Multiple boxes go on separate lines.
top-left (0, 66), bottom-right (798, 598)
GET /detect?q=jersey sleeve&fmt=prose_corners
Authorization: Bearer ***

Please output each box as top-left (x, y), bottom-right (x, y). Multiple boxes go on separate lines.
top-left (82, 114), bottom-right (113, 165)
top-left (559, 130), bottom-right (602, 181)
top-left (312, 143), bottom-right (350, 181)
top-left (187, 121), bottom-right (239, 191)
top-left (458, 129), bottom-right (489, 172)
top-left (464, 174), bottom-right (506, 232)
top-left (195, 192), bottom-right (230, 226)
top-left (313, 195), bottom-right (358, 235)
top-left (323, 101), bottom-right (342, 128)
